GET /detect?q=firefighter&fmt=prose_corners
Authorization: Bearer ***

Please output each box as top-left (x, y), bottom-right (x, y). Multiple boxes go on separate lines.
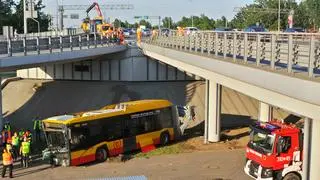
top-left (152, 28), bottom-right (158, 40)
top-left (2, 129), bottom-right (11, 148)
top-left (33, 117), bottom-right (42, 142)
top-left (20, 137), bottom-right (30, 168)
top-left (177, 26), bottom-right (184, 36)
top-left (137, 26), bottom-right (142, 43)
top-left (2, 148), bottom-right (13, 178)
top-left (11, 132), bottom-right (19, 160)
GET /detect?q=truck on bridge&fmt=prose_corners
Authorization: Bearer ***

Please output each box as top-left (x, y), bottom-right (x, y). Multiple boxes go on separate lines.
top-left (81, 2), bottom-right (112, 37)
top-left (244, 120), bottom-right (303, 180)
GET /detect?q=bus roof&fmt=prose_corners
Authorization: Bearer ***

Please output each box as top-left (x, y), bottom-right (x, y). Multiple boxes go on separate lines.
top-left (42, 99), bottom-right (173, 125)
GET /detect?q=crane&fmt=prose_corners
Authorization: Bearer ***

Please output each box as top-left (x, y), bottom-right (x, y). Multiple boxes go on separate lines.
top-left (57, 3), bottom-right (134, 31)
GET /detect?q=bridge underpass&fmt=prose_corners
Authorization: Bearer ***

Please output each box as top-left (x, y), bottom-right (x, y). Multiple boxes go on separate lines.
top-left (140, 31), bottom-right (320, 180)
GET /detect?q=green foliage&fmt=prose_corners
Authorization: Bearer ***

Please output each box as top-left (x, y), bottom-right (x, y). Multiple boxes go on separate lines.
top-left (138, 19), bottom-right (152, 28)
top-left (230, 0), bottom-right (320, 30)
top-left (176, 14), bottom-right (215, 30)
top-left (0, 0), bottom-right (50, 34)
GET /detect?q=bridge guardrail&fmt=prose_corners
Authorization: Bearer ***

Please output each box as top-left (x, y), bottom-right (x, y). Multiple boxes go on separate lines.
top-left (0, 33), bottom-right (121, 57)
top-left (146, 31), bottom-right (320, 78)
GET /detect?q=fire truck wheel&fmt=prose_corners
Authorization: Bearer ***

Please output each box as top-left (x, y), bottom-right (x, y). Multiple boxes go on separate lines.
top-left (283, 173), bottom-right (301, 180)
top-left (160, 131), bottom-right (170, 146)
top-left (96, 148), bottom-right (108, 162)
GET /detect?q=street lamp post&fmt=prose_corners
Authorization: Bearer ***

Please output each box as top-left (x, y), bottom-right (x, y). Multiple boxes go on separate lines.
top-left (278, 0), bottom-right (281, 32)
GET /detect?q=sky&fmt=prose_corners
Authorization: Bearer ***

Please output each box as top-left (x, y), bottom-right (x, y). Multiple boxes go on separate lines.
top-left (39, 0), bottom-right (255, 28)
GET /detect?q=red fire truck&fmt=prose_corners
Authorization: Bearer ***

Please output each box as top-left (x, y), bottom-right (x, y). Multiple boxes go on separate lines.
top-left (244, 120), bottom-right (303, 180)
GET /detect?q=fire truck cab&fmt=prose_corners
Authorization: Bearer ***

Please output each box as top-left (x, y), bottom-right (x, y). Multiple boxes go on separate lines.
top-left (244, 120), bottom-right (303, 180)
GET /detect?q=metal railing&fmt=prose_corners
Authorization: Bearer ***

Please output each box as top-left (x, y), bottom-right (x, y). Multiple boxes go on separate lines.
top-left (146, 31), bottom-right (320, 78)
top-left (0, 33), bottom-right (121, 58)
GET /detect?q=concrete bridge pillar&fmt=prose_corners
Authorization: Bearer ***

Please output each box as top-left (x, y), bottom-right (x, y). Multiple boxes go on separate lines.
top-left (204, 79), bottom-right (222, 143)
top-left (309, 119), bottom-right (320, 180)
top-left (258, 102), bottom-right (273, 122)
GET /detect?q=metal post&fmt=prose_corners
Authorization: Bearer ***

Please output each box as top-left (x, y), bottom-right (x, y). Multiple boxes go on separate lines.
top-left (244, 33), bottom-right (248, 63)
top-left (94, 33), bottom-right (97, 48)
top-left (302, 118), bottom-right (311, 180)
top-left (100, 34), bottom-right (103, 46)
top-left (195, 33), bottom-right (199, 52)
top-left (78, 35), bottom-right (82, 50)
top-left (233, 33), bottom-right (237, 61)
top-left (36, 36), bottom-right (40, 54)
top-left (189, 35), bottom-right (192, 52)
top-left (287, 34), bottom-right (293, 73)
top-left (271, 34), bottom-right (276, 70)
top-left (7, 38), bottom-right (12, 57)
top-left (308, 35), bottom-right (315, 78)
top-left (48, 36), bottom-right (52, 54)
top-left (23, 36), bottom-right (27, 56)
top-left (215, 32), bottom-right (218, 56)
top-left (184, 35), bottom-right (187, 51)
top-left (60, 35), bottom-right (63, 52)
top-left (256, 34), bottom-right (261, 66)
top-left (87, 34), bottom-right (90, 49)
top-left (223, 32), bottom-right (227, 59)
top-left (23, 0), bottom-right (27, 34)
top-left (208, 33), bottom-right (211, 55)
top-left (201, 32), bottom-right (204, 53)
top-left (69, 35), bottom-right (73, 51)
top-left (278, 0), bottom-right (281, 32)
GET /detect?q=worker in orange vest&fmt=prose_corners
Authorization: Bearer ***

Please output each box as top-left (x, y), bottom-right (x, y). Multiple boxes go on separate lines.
top-left (1, 148), bottom-right (13, 178)
top-left (137, 26), bottom-right (142, 43)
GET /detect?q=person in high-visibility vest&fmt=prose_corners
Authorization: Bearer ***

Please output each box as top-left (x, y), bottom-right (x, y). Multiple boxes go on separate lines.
top-left (11, 132), bottom-right (19, 160)
top-left (2, 148), bottom-right (13, 178)
top-left (20, 137), bottom-right (30, 168)
top-left (137, 26), bottom-right (142, 43)
top-left (33, 118), bottom-right (42, 142)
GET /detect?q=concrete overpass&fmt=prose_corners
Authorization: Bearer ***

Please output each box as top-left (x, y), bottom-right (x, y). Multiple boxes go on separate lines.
top-left (0, 34), bottom-right (127, 71)
top-left (139, 31), bottom-right (320, 180)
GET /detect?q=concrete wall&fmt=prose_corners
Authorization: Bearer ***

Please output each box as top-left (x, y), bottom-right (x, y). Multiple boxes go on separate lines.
top-left (16, 47), bottom-right (202, 81)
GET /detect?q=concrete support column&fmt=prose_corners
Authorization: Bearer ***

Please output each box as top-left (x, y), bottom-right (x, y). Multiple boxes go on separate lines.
top-left (204, 79), bottom-right (222, 143)
top-left (258, 102), bottom-right (273, 122)
top-left (302, 118), bottom-right (311, 180)
top-left (309, 119), bottom-right (320, 180)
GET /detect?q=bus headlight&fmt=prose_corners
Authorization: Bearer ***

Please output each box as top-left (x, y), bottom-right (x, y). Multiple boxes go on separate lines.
top-left (261, 168), bottom-right (273, 178)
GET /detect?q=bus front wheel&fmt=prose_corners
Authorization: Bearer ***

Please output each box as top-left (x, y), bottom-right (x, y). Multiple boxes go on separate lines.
top-left (160, 131), bottom-right (170, 146)
top-left (95, 148), bottom-right (108, 162)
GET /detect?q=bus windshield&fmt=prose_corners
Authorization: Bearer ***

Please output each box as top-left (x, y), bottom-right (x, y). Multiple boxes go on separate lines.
top-left (45, 131), bottom-right (67, 149)
top-left (249, 130), bottom-right (275, 154)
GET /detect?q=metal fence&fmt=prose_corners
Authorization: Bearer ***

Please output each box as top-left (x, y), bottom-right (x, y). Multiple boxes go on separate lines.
top-left (0, 28), bottom-right (84, 41)
top-left (0, 33), bottom-right (121, 57)
top-left (146, 31), bottom-right (320, 78)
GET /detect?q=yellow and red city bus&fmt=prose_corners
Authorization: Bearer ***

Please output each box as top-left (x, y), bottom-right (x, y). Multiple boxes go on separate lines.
top-left (42, 99), bottom-right (179, 166)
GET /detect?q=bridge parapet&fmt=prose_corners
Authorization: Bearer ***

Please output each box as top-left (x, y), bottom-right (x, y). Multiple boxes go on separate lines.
top-left (146, 31), bottom-right (320, 79)
top-left (0, 33), bottom-right (120, 58)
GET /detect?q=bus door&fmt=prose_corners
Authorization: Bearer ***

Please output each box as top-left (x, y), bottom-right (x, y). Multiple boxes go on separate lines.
top-left (123, 119), bottom-right (137, 152)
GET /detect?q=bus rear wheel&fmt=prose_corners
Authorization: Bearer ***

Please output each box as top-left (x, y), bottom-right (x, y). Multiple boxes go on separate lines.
top-left (95, 148), bottom-right (108, 163)
top-left (160, 132), bottom-right (170, 146)
top-left (283, 173), bottom-right (301, 180)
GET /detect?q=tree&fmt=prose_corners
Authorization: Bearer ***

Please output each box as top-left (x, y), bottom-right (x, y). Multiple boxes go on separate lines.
top-left (230, 0), bottom-right (300, 30)
top-left (12, 0), bottom-right (51, 33)
top-left (0, 0), bottom-right (15, 34)
top-left (305, 0), bottom-right (320, 29)
top-left (216, 16), bottom-right (227, 28)
top-left (162, 17), bottom-right (174, 29)
top-left (138, 19), bottom-right (152, 28)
